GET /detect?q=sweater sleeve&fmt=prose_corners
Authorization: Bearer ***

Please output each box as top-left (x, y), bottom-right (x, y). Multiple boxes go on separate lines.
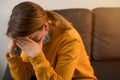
top-left (29, 39), bottom-right (81, 80)
top-left (6, 52), bottom-right (35, 80)
top-left (6, 38), bottom-right (96, 80)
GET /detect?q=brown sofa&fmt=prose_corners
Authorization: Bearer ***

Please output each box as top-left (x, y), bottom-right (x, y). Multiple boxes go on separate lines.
top-left (54, 8), bottom-right (120, 80)
top-left (3, 8), bottom-right (120, 80)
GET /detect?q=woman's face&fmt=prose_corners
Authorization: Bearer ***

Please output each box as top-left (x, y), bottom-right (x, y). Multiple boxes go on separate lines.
top-left (27, 22), bottom-right (49, 42)
top-left (28, 28), bottom-right (46, 42)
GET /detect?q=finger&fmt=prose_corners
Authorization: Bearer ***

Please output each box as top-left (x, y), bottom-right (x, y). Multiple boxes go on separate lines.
top-left (16, 40), bottom-right (26, 48)
top-left (12, 40), bottom-right (17, 49)
top-left (9, 40), bottom-right (16, 49)
top-left (8, 40), bottom-right (17, 54)
top-left (25, 37), bottom-right (40, 44)
top-left (18, 37), bottom-right (34, 44)
top-left (25, 37), bottom-right (34, 43)
top-left (16, 41), bottom-right (24, 50)
top-left (16, 38), bottom-right (34, 50)
top-left (38, 36), bottom-right (44, 44)
top-left (16, 37), bottom-right (27, 42)
top-left (16, 38), bottom-right (30, 45)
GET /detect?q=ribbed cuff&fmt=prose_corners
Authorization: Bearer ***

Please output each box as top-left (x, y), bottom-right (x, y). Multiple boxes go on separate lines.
top-left (29, 51), bottom-right (49, 67)
top-left (6, 52), bottom-right (22, 66)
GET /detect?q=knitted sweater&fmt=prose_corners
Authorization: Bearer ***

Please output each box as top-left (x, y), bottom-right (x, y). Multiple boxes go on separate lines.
top-left (6, 27), bottom-right (97, 80)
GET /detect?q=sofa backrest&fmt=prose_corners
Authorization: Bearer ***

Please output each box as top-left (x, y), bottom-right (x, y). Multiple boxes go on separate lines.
top-left (54, 9), bottom-right (92, 57)
top-left (54, 8), bottom-right (120, 61)
top-left (92, 8), bottom-right (120, 61)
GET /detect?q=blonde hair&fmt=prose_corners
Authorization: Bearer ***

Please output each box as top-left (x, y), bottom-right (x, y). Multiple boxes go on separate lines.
top-left (46, 10), bottom-right (72, 33)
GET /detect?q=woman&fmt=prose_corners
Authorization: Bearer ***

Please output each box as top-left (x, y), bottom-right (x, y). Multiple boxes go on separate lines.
top-left (6, 1), bottom-right (97, 80)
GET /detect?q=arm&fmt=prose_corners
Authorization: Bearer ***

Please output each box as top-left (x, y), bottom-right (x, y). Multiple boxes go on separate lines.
top-left (6, 51), bottom-right (35, 80)
top-left (29, 39), bottom-right (81, 80)
top-left (15, 36), bottom-right (96, 80)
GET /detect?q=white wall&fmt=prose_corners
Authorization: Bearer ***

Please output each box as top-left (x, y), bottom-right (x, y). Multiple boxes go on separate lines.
top-left (0, 0), bottom-right (120, 79)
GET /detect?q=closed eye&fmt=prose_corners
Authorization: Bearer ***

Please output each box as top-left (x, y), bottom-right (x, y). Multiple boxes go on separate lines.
top-left (33, 37), bottom-right (41, 42)
top-left (32, 37), bottom-right (39, 42)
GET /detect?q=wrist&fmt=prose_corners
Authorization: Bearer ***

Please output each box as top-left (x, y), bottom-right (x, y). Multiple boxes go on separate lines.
top-left (9, 51), bottom-right (17, 58)
top-left (29, 50), bottom-right (42, 58)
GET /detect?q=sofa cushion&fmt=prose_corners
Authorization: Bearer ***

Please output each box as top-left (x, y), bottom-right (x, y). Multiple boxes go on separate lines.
top-left (91, 61), bottom-right (120, 80)
top-left (92, 8), bottom-right (120, 60)
top-left (54, 9), bottom-right (92, 57)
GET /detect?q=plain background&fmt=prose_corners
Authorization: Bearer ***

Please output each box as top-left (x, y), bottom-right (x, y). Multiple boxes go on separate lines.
top-left (0, 0), bottom-right (120, 79)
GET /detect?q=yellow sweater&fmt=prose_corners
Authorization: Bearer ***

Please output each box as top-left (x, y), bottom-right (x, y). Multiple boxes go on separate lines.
top-left (6, 27), bottom-right (97, 80)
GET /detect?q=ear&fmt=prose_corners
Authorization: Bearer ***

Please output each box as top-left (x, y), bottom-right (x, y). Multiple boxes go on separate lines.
top-left (44, 22), bottom-right (49, 31)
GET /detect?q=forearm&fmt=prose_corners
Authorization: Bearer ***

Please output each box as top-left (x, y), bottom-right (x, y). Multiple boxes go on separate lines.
top-left (6, 53), bottom-right (33, 80)
top-left (29, 52), bottom-right (77, 80)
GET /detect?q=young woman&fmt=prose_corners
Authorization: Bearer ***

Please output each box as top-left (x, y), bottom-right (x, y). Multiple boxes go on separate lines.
top-left (6, 1), bottom-right (97, 80)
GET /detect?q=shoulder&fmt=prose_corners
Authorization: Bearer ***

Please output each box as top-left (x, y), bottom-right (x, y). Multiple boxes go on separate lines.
top-left (57, 27), bottom-right (86, 50)
top-left (61, 27), bottom-right (82, 42)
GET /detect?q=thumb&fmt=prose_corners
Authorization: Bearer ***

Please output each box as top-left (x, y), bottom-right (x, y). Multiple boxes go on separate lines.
top-left (38, 36), bottom-right (44, 45)
top-left (8, 40), bottom-right (16, 50)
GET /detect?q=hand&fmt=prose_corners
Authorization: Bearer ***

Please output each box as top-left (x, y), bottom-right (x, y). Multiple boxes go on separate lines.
top-left (16, 37), bottom-right (44, 58)
top-left (8, 40), bottom-right (17, 57)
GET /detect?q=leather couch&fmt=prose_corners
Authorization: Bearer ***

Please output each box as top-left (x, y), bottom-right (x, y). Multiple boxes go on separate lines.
top-left (3, 8), bottom-right (120, 80)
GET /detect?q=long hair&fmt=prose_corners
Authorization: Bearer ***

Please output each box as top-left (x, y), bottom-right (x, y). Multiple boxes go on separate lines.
top-left (46, 10), bottom-right (72, 33)
top-left (6, 1), bottom-right (72, 38)
top-left (6, 1), bottom-right (47, 38)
